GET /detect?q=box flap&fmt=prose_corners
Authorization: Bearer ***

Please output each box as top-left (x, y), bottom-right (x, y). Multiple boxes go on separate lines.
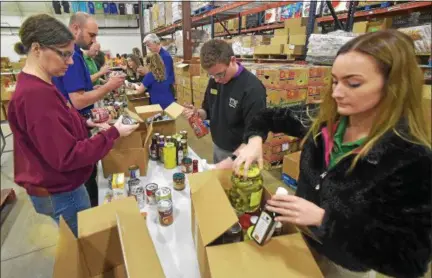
top-left (144, 123), bottom-right (153, 147)
top-left (112, 132), bottom-right (143, 150)
top-left (135, 104), bottom-right (163, 115)
top-left (53, 217), bottom-right (90, 278)
top-left (188, 170), bottom-right (238, 246)
top-left (175, 63), bottom-right (189, 69)
top-left (207, 233), bottom-right (323, 278)
top-left (116, 211), bottom-right (165, 278)
top-left (164, 102), bottom-right (184, 120)
top-left (124, 108), bottom-right (144, 123)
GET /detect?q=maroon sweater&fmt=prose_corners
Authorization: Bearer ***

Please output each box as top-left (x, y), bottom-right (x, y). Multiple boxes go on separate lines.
top-left (8, 72), bottom-right (119, 195)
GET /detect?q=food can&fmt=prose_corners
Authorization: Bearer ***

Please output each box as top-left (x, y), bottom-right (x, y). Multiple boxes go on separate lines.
top-left (155, 187), bottom-right (172, 202)
top-left (163, 142), bottom-right (177, 169)
top-left (91, 107), bottom-right (110, 123)
top-left (145, 183), bottom-right (158, 205)
top-left (173, 173), bottom-right (186, 191)
top-left (128, 178), bottom-right (145, 208)
top-left (157, 200), bottom-right (174, 226)
top-left (180, 130), bottom-right (188, 140)
top-left (128, 165), bottom-right (140, 179)
top-left (223, 222), bottom-right (243, 244)
top-left (192, 159), bottom-right (199, 173)
top-left (181, 157), bottom-right (193, 173)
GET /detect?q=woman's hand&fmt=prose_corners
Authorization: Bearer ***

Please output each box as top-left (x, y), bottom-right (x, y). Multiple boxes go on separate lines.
top-left (266, 195), bottom-right (325, 226)
top-left (232, 136), bottom-right (263, 176)
top-left (86, 118), bottom-right (111, 131)
top-left (137, 66), bottom-right (148, 76)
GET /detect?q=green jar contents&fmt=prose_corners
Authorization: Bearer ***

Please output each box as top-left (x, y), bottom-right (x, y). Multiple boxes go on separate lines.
top-left (229, 164), bottom-right (264, 214)
top-left (173, 173), bottom-right (186, 191)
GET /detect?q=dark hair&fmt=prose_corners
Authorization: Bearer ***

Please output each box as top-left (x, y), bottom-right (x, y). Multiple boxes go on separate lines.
top-left (200, 39), bottom-right (234, 70)
top-left (127, 54), bottom-right (142, 67)
top-left (14, 14), bottom-right (74, 55)
top-left (122, 53), bottom-right (128, 59)
top-left (94, 51), bottom-right (106, 69)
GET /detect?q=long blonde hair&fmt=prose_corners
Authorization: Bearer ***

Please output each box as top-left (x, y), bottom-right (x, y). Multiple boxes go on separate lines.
top-left (145, 53), bottom-right (166, 82)
top-left (306, 29), bottom-right (431, 171)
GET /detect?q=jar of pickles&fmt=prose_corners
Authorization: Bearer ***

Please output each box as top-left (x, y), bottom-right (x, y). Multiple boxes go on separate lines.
top-left (229, 164), bottom-right (263, 214)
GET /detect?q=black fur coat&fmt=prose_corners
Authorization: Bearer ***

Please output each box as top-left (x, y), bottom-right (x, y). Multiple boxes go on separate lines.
top-left (244, 107), bottom-right (432, 278)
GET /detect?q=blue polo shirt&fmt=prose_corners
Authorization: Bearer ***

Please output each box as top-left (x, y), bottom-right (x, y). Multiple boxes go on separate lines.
top-left (159, 48), bottom-right (175, 86)
top-left (143, 72), bottom-right (174, 110)
top-left (53, 44), bottom-right (94, 116)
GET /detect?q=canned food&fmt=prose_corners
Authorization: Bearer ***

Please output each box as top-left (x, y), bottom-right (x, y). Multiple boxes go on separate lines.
top-left (128, 178), bottom-right (145, 209)
top-left (155, 187), bottom-right (172, 202)
top-left (145, 183), bottom-right (158, 205)
top-left (182, 157), bottom-right (193, 173)
top-left (122, 115), bottom-right (137, 125)
top-left (128, 165), bottom-right (140, 179)
top-left (173, 173), bottom-right (186, 191)
top-left (157, 200), bottom-right (174, 226)
top-left (91, 107), bottom-right (110, 123)
top-left (192, 159), bottom-right (199, 173)
top-left (163, 142), bottom-right (177, 169)
top-left (180, 130), bottom-right (188, 140)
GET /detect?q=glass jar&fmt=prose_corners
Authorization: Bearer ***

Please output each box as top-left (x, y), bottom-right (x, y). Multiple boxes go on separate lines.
top-left (229, 164), bottom-right (264, 214)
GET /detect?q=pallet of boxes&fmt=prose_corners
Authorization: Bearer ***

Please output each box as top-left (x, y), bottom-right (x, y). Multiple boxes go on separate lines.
top-left (253, 17), bottom-right (316, 59)
top-left (174, 60), bottom-right (201, 106)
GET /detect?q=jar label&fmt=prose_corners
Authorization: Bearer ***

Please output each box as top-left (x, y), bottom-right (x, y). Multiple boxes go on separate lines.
top-left (250, 188), bottom-right (263, 207)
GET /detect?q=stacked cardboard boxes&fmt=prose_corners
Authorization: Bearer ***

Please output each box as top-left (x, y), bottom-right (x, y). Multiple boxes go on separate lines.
top-left (165, 2), bottom-right (173, 26)
top-left (192, 66), bottom-right (209, 109)
top-left (158, 3), bottom-right (166, 27)
top-left (151, 4), bottom-right (159, 29)
top-left (175, 62), bottom-right (200, 105)
top-left (172, 2), bottom-right (182, 22)
top-left (282, 151), bottom-right (302, 190)
top-left (263, 132), bottom-right (301, 167)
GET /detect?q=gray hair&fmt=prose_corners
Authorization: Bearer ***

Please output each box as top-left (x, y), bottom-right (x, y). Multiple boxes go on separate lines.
top-left (69, 12), bottom-right (91, 27)
top-left (143, 33), bottom-right (160, 44)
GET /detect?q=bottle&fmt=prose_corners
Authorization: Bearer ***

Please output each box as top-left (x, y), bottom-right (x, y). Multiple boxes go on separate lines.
top-left (188, 113), bottom-right (209, 138)
top-left (251, 187), bottom-right (289, 246)
top-left (181, 139), bottom-right (188, 157)
top-left (166, 136), bottom-right (172, 144)
top-left (150, 135), bottom-right (158, 161)
top-left (158, 135), bottom-right (165, 163)
top-left (176, 138), bottom-right (184, 166)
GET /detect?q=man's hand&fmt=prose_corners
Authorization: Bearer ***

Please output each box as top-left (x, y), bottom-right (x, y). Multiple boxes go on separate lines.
top-left (99, 65), bottom-right (111, 76)
top-left (182, 104), bottom-right (197, 120)
top-left (105, 75), bottom-right (125, 91)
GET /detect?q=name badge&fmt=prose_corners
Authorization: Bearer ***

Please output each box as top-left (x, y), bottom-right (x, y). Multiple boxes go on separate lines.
top-left (210, 89), bottom-right (218, 95)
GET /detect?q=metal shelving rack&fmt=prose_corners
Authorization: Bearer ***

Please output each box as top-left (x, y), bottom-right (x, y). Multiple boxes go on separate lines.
top-left (141, 1), bottom-right (432, 62)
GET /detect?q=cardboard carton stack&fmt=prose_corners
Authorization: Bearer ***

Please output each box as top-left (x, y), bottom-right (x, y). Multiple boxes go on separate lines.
top-left (165, 2), bottom-right (173, 26)
top-left (143, 9), bottom-right (151, 34)
top-left (175, 62), bottom-right (200, 105)
top-left (192, 66), bottom-right (209, 109)
top-left (151, 4), bottom-right (159, 30)
top-left (263, 132), bottom-right (301, 168)
top-left (282, 151), bottom-right (302, 190)
top-left (158, 3), bottom-right (166, 27)
top-left (188, 169), bottom-right (323, 278)
top-left (172, 2), bottom-right (182, 22)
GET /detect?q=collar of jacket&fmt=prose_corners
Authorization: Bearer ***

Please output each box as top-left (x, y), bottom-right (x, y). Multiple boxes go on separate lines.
top-left (320, 118), bottom-right (427, 167)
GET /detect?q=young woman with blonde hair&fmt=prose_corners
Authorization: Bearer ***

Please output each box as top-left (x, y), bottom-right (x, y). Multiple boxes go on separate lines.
top-left (135, 53), bottom-right (174, 109)
top-left (232, 29), bottom-right (431, 277)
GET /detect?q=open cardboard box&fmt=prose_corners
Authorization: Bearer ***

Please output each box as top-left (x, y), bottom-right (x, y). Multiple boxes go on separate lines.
top-left (136, 102), bottom-right (184, 136)
top-left (53, 197), bottom-right (164, 278)
top-left (188, 169), bottom-right (323, 278)
top-left (125, 89), bottom-right (150, 111)
top-left (101, 124), bottom-right (152, 178)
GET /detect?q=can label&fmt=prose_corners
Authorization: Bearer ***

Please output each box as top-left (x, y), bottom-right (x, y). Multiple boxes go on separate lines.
top-left (158, 200), bottom-right (173, 226)
top-left (129, 167), bottom-right (140, 179)
top-left (145, 183), bottom-right (158, 205)
top-left (163, 144), bottom-right (177, 169)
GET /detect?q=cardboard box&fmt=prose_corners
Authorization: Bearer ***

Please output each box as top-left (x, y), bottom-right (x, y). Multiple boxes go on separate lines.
top-left (189, 170), bottom-right (323, 278)
top-left (135, 104), bottom-right (163, 120)
top-left (274, 28), bottom-right (288, 36)
top-left (266, 89), bottom-right (283, 106)
top-left (102, 129), bottom-right (152, 178)
top-left (279, 67), bottom-right (309, 89)
top-left (353, 21), bottom-right (368, 34)
top-left (143, 102), bottom-right (184, 136)
top-left (53, 197), bottom-right (164, 278)
top-left (282, 151), bottom-right (301, 179)
top-left (289, 35), bottom-right (307, 46)
top-left (307, 86), bottom-right (327, 104)
top-left (254, 45), bottom-right (284, 55)
top-left (283, 88), bottom-right (307, 104)
top-left (284, 45), bottom-right (305, 56)
top-left (126, 90), bottom-right (150, 111)
top-left (264, 134), bottom-right (299, 154)
top-left (183, 88), bottom-right (193, 104)
top-left (271, 35), bottom-right (289, 46)
top-left (367, 18), bottom-right (392, 33)
top-left (284, 17), bottom-right (308, 35)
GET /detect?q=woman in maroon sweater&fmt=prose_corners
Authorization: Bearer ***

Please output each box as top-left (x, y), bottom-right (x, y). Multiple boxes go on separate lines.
top-left (8, 14), bottom-right (138, 236)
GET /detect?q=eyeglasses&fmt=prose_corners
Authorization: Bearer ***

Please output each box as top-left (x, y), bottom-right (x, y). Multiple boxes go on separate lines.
top-left (209, 68), bottom-right (228, 80)
top-left (42, 44), bottom-right (74, 61)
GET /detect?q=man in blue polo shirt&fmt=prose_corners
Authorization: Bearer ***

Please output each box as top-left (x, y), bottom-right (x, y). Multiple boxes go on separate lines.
top-left (143, 33), bottom-right (175, 92)
top-left (53, 12), bottom-right (125, 207)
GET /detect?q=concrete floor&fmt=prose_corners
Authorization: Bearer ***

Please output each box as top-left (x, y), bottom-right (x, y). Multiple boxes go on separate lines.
top-left (1, 119), bottom-right (429, 278)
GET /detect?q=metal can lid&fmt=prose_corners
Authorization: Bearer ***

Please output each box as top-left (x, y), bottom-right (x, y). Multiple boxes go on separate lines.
top-left (156, 187), bottom-right (171, 196)
top-left (145, 183), bottom-right (158, 190)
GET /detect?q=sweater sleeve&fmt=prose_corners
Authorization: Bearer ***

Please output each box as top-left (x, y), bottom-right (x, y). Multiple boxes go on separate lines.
top-left (319, 155), bottom-right (432, 277)
top-left (243, 105), bottom-right (310, 143)
top-left (29, 113), bottom-right (120, 173)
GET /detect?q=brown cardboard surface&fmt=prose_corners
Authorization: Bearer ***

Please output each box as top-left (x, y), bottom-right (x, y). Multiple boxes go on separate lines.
top-left (284, 45), bottom-right (305, 56)
top-left (189, 170), bottom-right (322, 278)
top-left (283, 151), bottom-right (302, 179)
top-left (55, 198), bottom-right (163, 278)
top-left (135, 104), bottom-right (163, 120)
top-left (207, 233), bottom-right (323, 278)
top-left (254, 45), bottom-right (284, 55)
top-left (289, 34), bottom-right (307, 45)
top-left (271, 35), bottom-right (289, 45)
top-left (353, 21), bottom-right (368, 33)
top-left (116, 211), bottom-right (164, 277)
top-left (165, 102), bottom-right (184, 119)
top-left (274, 28), bottom-right (288, 36)
top-left (53, 217), bottom-right (89, 278)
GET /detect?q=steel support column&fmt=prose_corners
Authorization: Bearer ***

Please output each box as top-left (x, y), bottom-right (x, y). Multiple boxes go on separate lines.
top-left (182, 1), bottom-right (192, 62)
top-left (305, 0), bottom-right (318, 52)
top-left (138, 1), bottom-right (146, 56)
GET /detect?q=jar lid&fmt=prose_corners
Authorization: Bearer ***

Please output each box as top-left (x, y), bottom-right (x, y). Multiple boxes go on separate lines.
top-left (182, 157), bottom-right (192, 164)
top-left (250, 215), bottom-right (259, 225)
top-left (165, 142), bottom-right (175, 148)
top-left (173, 173), bottom-right (185, 179)
top-left (237, 163), bottom-right (261, 178)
